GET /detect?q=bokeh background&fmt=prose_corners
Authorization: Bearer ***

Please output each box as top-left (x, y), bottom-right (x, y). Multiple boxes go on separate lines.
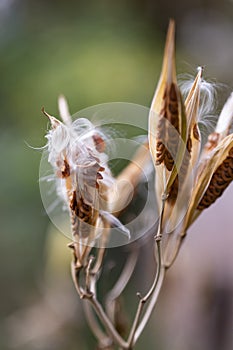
top-left (1, 0), bottom-right (233, 349)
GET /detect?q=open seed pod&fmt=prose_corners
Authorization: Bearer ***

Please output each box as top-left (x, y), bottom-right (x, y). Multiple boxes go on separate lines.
top-left (183, 133), bottom-right (233, 234)
top-left (43, 98), bottom-right (132, 265)
top-left (149, 19), bottom-right (187, 236)
top-left (164, 68), bottom-right (203, 233)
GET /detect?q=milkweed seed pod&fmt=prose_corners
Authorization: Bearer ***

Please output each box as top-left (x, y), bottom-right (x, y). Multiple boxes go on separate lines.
top-left (43, 97), bottom-right (129, 265)
top-left (182, 92), bottom-right (233, 234)
top-left (149, 20), bottom-right (233, 240)
top-left (158, 70), bottom-right (205, 235)
top-left (197, 147), bottom-right (233, 210)
top-left (149, 20), bottom-right (194, 237)
top-left (149, 20), bottom-right (187, 214)
top-left (167, 68), bottom-right (203, 205)
top-left (164, 68), bottom-right (203, 231)
top-left (194, 91), bottom-right (233, 214)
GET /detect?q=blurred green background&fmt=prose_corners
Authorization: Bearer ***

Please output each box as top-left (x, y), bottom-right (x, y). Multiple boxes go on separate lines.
top-left (1, 0), bottom-right (233, 349)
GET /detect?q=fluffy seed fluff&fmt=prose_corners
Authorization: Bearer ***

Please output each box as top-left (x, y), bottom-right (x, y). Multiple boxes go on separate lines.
top-left (44, 114), bottom-right (130, 240)
top-left (179, 68), bottom-right (220, 135)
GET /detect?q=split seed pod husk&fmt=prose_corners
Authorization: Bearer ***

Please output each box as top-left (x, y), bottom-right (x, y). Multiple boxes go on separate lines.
top-left (165, 68), bottom-right (203, 232)
top-left (149, 20), bottom-right (187, 220)
top-left (183, 134), bottom-right (233, 233)
top-left (43, 100), bottom-right (120, 263)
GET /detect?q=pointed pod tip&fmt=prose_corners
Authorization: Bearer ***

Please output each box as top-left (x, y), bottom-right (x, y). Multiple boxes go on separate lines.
top-left (168, 18), bottom-right (175, 31)
top-left (42, 107), bottom-right (61, 128)
top-left (161, 19), bottom-right (176, 84)
top-left (197, 66), bottom-right (204, 78)
top-left (167, 19), bottom-right (175, 42)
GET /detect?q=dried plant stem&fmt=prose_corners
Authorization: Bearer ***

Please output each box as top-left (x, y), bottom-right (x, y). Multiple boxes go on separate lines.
top-left (92, 247), bottom-right (106, 274)
top-left (92, 221), bottom-right (110, 275)
top-left (133, 265), bottom-right (165, 343)
top-left (71, 265), bottom-right (86, 298)
top-left (70, 184), bottom-right (168, 349)
top-left (83, 301), bottom-right (112, 348)
top-left (156, 193), bottom-right (167, 240)
top-left (131, 193), bottom-right (168, 343)
top-left (71, 237), bottom-right (164, 349)
top-left (85, 255), bottom-right (95, 293)
top-left (127, 240), bottom-right (162, 348)
top-left (127, 194), bottom-right (167, 347)
top-left (71, 262), bottom-right (129, 348)
top-left (106, 244), bottom-right (139, 322)
top-left (82, 269), bottom-right (113, 348)
top-left (164, 233), bottom-right (186, 269)
top-left (87, 297), bottom-right (128, 349)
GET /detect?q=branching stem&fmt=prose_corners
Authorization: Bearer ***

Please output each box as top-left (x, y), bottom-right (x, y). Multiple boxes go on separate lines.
top-left (133, 266), bottom-right (165, 343)
top-left (127, 240), bottom-right (162, 348)
top-left (70, 193), bottom-right (168, 349)
top-left (127, 193), bottom-right (167, 348)
top-left (71, 262), bottom-right (128, 349)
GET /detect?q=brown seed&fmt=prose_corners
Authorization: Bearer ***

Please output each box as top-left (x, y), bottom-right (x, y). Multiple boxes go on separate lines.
top-left (193, 124), bottom-right (200, 141)
top-left (96, 172), bottom-right (103, 180)
top-left (61, 159), bottom-right (70, 178)
top-left (169, 103), bottom-right (178, 115)
top-left (164, 151), bottom-right (174, 171)
top-left (156, 146), bottom-right (166, 165)
top-left (169, 83), bottom-right (177, 102)
top-left (70, 191), bottom-right (77, 211)
top-left (167, 142), bottom-right (191, 204)
top-left (92, 134), bottom-right (106, 153)
top-left (187, 136), bottom-right (192, 153)
top-left (155, 83), bottom-right (180, 170)
top-left (197, 150), bottom-right (233, 210)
